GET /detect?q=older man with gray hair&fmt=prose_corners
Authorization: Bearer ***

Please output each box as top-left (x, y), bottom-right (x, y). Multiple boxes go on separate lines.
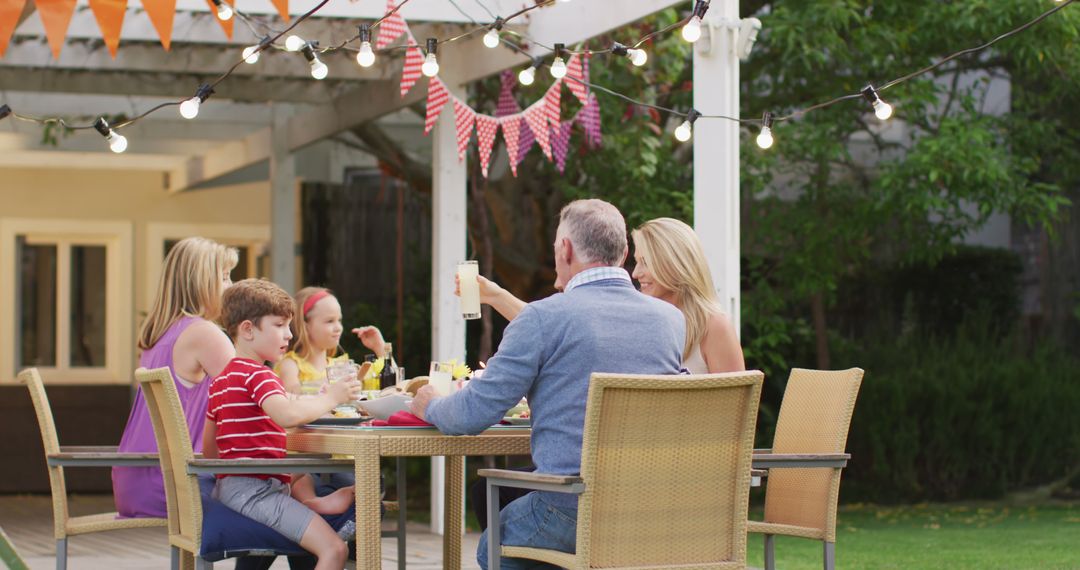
top-left (411, 198), bottom-right (685, 570)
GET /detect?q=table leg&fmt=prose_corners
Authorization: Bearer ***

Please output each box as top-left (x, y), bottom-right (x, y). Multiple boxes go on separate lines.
top-left (354, 439), bottom-right (382, 570)
top-left (443, 455), bottom-right (464, 570)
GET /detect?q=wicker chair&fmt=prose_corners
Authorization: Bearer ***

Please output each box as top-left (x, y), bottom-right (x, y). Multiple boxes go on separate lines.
top-left (748, 367), bottom-right (864, 570)
top-left (19, 368), bottom-right (167, 570)
top-left (480, 371), bottom-right (764, 570)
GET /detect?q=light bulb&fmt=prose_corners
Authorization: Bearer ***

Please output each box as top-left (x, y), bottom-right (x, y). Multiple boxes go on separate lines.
top-left (483, 29), bottom-right (500, 49)
top-left (356, 41), bottom-right (375, 67)
top-left (873, 99), bottom-right (893, 120)
top-left (215, 2), bottom-right (233, 21)
top-left (310, 59), bottom-right (329, 80)
top-left (756, 126), bottom-right (773, 149)
top-left (550, 56), bottom-right (567, 79)
top-left (682, 16), bottom-right (702, 42)
top-left (628, 48), bottom-right (647, 67)
top-left (422, 53), bottom-right (440, 77)
top-left (179, 97), bottom-right (200, 119)
top-left (674, 120), bottom-right (692, 142)
top-left (108, 133), bottom-right (128, 153)
top-left (518, 66), bottom-right (535, 85)
top-left (285, 35), bottom-right (306, 52)
top-left (242, 45), bottom-right (261, 64)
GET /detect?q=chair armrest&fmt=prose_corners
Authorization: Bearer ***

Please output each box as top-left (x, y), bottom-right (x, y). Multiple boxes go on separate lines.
top-left (751, 453), bottom-right (850, 469)
top-left (753, 448), bottom-right (772, 454)
top-left (478, 468), bottom-right (585, 494)
top-left (48, 451), bottom-right (159, 467)
top-left (59, 445), bottom-right (119, 453)
top-left (187, 458), bottom-right (354, 475)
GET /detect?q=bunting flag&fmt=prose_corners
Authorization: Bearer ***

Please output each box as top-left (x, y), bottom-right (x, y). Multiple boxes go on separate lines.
top-left (453, 98), bottom-right (475, 160)
top-left (495, 70), bottom-right (521, 117)
top-left (0, 0), bottom-right (29, 57)
top-left (376, 0), bottom-right (406, 49)
top-left (269, 0), bottom-right (289, 21)
top-left (475, 114), bottom-right (499, 177)
top-left (553, 119), bottom-right (574, 173)
top-left (400, 43), bottom-right (424, 97)
top-left (142, 0), bottom-right (177, 50)
top-left (578, 92), bottom-right (603, 148)
top-left (515, 120), bottom-right (534, 166)
top-left (523, 102), bottom-right (552, 160)
top-left (500, 115), bottom-right (522, 177)
top-left (544, 79), bottom-right (562, 127)
top-left (37, 0), bottom-right (77, 57)
top-left (565, 54), bottom-right (589, 104)
top-left (205, 0), bottom-right (233, 39)
top-left (89, 0), bottom-right (127, 58)
top-left (424, 78), bottom-right (450, 134)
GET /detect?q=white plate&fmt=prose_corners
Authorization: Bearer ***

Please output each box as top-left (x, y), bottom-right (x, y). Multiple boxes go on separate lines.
top-left (356, 393), bottom-right (413, 420)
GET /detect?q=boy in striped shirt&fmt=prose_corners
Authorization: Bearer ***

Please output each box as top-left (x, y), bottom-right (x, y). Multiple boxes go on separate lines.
top-left (203, 279), bottom-right (363, 569)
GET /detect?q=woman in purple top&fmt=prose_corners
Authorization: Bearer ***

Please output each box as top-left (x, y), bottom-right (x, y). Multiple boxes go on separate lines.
top-left (113, 237), bottom-right (238, 518)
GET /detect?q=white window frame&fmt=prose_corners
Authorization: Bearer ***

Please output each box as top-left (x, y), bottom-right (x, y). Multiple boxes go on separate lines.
top-left (0, 219), bottom-right (133, 384)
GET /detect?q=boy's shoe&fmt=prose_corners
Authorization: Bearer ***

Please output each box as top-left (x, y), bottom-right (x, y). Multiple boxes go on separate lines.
top-left (336, 520), bottom-right (356, 541)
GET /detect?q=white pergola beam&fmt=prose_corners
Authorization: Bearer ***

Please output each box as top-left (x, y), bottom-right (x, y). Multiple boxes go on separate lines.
top-left (0, 150), bottom-right (183, 170)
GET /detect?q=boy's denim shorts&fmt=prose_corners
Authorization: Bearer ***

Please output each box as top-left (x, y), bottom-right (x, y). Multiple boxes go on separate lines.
top-left (213, 476), bottom-right (315, 544)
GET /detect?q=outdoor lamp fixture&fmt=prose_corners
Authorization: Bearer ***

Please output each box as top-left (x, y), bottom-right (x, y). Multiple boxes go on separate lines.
top-left (674, 108), bottom-right (700, 142)
top-left (736, 17), bottom-right (762, 61)
top-left (681, 0), bottom-right (709, 43)
top-left (356, 24), bottom-right (376, 67)
top-left (422, 38), bottom-right (440, 77)
top-left (179, 84), bottom-right (214, 120)
top-left (483, 18), bottom-right (504, 49)
top-left (0, 104), bottom-right (10, 121)
top-left (550, 43), bottom-right (568, 79)
top-left (302, 42), bottom-right (329, 80)
top-left (861, 84), bottom-right (893, 120)
top-left (211, 0), bottom-right (233, 21)
top-left (285, 34), bottom-right (306, 52)
top-left (518, 57), bottom-right (541, 85)
top-left (242, 37), bottom-right (270, 65)
top-left (93, 118), bottom-right (128, 153)
top-left (756, 111), bottom-right (774, 149)
top-left (612, 42), bottom-right (647, 67)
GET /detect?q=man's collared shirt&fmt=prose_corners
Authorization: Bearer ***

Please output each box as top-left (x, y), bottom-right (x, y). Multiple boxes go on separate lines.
top-left (564, 266), bottom-right (632, 292)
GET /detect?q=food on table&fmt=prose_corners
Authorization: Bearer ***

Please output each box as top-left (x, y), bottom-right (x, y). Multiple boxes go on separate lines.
top-left (331, 405), bottom-right (360, 418)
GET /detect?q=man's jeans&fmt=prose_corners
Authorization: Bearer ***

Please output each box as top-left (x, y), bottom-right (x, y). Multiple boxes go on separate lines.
top-left (477, 491), bottom-right (578, 570)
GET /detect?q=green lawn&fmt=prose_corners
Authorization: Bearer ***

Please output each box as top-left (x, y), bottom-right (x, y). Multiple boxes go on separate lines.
top-left (746, 502), bottom-right (1080, 570)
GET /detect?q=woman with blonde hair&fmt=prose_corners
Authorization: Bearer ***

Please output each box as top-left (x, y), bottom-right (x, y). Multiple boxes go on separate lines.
top-left (113, 237), bottom-right (238, 518)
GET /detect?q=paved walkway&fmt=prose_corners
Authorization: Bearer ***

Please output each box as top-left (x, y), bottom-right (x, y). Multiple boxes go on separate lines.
top-left (0, 494), bottom-right (482, 569)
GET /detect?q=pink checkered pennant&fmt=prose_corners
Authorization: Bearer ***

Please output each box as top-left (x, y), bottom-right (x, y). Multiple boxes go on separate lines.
top-left (375, 0), bottom-right (407, 49)
top-left (565, 54), bottom-right (589, 104)
top-left (453, 97), bottom-right (475, 161)
top-left (500, 114), bottom-right (522, 177)
top-left (400, 40), bottom-right (424, 97)
top-left (523, 102), bottom-right (552, 161)
top-left (553, 119), bottom-right (574, 173)
top-left (515, 120), bottom-right (534, 166)
top-left (475, 114), bottom-right (499, 178)
top-left (423, 77), bottom-right (450, 134)
top-left (495, 70), bottom-right (521, 118)
top-left (544, 79), bottom-right (561, 127)
top-left (577, 92), bottom-right (602, 148)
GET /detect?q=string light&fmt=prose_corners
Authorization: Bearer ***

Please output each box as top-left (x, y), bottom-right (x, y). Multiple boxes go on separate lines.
top-left (211, 0), bottom-right (233, 21)
top-left (179, 84), bottom-right (214, 119)
top-left (93, 118), bottom-right (128, 153)
top-left (301, 42), bottom-right (329, 80)
top-left (612, 42), bottom-right (648, 67)
top-left (285, 34), bottom-right (306, 52)
top-left (242, 44), bottom-right (261, 64)
top-left (674, 109), bottom-right (700, 142)
top-left (861, 85), bottom-right (893, 120)
top-left (756, 111), bottom-right (774, 149)
top-left (682, 0), bottom-right (709, 43)
top-left (422, 38), bottom-right (440, 77)
top-left (356, 24), bottom-right (376, 67)
top-left (550, 43), bottom-right (568, 78)
top-left (483, 18), bottom-right (503, 49)
top-left (518, 57), bottom-right (541, 86)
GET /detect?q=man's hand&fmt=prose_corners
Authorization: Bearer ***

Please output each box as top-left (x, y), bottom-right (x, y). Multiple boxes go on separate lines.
top-left (327, 378), bottom-right (363, 405)
top-left (352, 326), bottom-right (386, 356)
top-left (410, 384), bottom-right (439, 421)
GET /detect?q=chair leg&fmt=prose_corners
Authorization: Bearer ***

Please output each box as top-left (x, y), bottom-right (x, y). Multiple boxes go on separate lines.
top-left (763, 534), bottom-right (775, 570)
top-left (823, 541), bottom-right (835, 570)
top-left (487, 480), bottom-right (501, 570)
top-left (195, 557), bottom-right (214, 570)
top-left (55, 538), bottom-right (67, 570)
top-left (170, 546), bottom-right (180, 570)
top-left (397, 456), bottom-right (407, 570)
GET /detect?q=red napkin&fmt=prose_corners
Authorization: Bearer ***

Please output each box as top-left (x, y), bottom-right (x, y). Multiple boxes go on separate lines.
top-left (370, 411), bottom-right (433, 427)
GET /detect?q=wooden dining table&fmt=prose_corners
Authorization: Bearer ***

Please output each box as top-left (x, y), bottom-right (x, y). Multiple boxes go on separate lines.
top-left (286, 424), bottom-right (532, 570)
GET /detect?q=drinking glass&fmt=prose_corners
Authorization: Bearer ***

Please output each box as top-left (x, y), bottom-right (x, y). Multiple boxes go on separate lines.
top-left (457, 260), bottom-right (481, 320)
top-left (429, 361), bottom-right (454, 396)
top-left (326, 361), bottom-right (359, 385)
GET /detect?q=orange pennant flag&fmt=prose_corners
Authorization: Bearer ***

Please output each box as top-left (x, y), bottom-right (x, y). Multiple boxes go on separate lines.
top-left (269, 0), bottom-right (289, 22)
top-left (89, 0), bottom-right (127, 58)
top-left (0, 0), bottom-right (29, 58)
top-left (204, 0), bottom-right (233, 39)
top-left (36, 0), bottom-right (77, 58)
top-left (142, 0), bottom-right (176, 51)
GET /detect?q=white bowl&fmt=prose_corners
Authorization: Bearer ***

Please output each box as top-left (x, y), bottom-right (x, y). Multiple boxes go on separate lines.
top-left (356, 393), bottom-right (413, 420)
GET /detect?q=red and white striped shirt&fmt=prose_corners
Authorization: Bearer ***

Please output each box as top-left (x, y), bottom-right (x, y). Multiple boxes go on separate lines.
top-left (205, 358), bottom-right (289, 482)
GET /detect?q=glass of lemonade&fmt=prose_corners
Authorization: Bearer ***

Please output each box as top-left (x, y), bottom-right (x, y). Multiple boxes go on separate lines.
top-left (429, 361), bottom-right (454, 396)
top-left (457, 260), bottom-right (481, 320)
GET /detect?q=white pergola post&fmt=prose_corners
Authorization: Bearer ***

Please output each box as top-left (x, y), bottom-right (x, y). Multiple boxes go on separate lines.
top-left (270, 106), bottom-right (297, 292)
top-left (429, 81), bottom-right (468, 535)
top-left (693, 0), bottom-right (742, 334)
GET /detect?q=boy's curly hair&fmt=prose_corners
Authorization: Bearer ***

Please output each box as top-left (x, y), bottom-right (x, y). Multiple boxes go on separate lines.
top-left (221, 278), bottom-right (295, 339)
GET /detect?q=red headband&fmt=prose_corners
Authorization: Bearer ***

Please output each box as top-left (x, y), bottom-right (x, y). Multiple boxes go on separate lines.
top-left (302, 291), bottom-right (332, 317)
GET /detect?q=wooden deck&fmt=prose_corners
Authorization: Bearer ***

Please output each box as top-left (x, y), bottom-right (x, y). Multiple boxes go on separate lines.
top-left (0, 494), bottom-right (482, 569)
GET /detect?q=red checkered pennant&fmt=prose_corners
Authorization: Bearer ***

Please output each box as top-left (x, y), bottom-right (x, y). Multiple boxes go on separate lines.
top-left (565, 54), bottom-right (589, 104)
top-left (553, 119), bottom-right (574, 173)
top-left (453, 97), bottom-right (476, 161)
top-left (576, 92), bottom-right (602, 148)
top-left (523, 101), bottom-right (552, 161)
top-left (475, 114), bottom-right (499, 178)
top-left (500, 114), bottom-right (523, 177)
top-left (495, 70), bottom-right (521, 118)
top-left (515, 120), bottom-right (535, 166)
top-left (544, 79), bottom-right (562, 127)
top-left (400, 41), bottom-right (424, 97)
top-left (424, 78), bottom-right (450, 134)
top-left (375, 0), bottom-right (407, 49)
